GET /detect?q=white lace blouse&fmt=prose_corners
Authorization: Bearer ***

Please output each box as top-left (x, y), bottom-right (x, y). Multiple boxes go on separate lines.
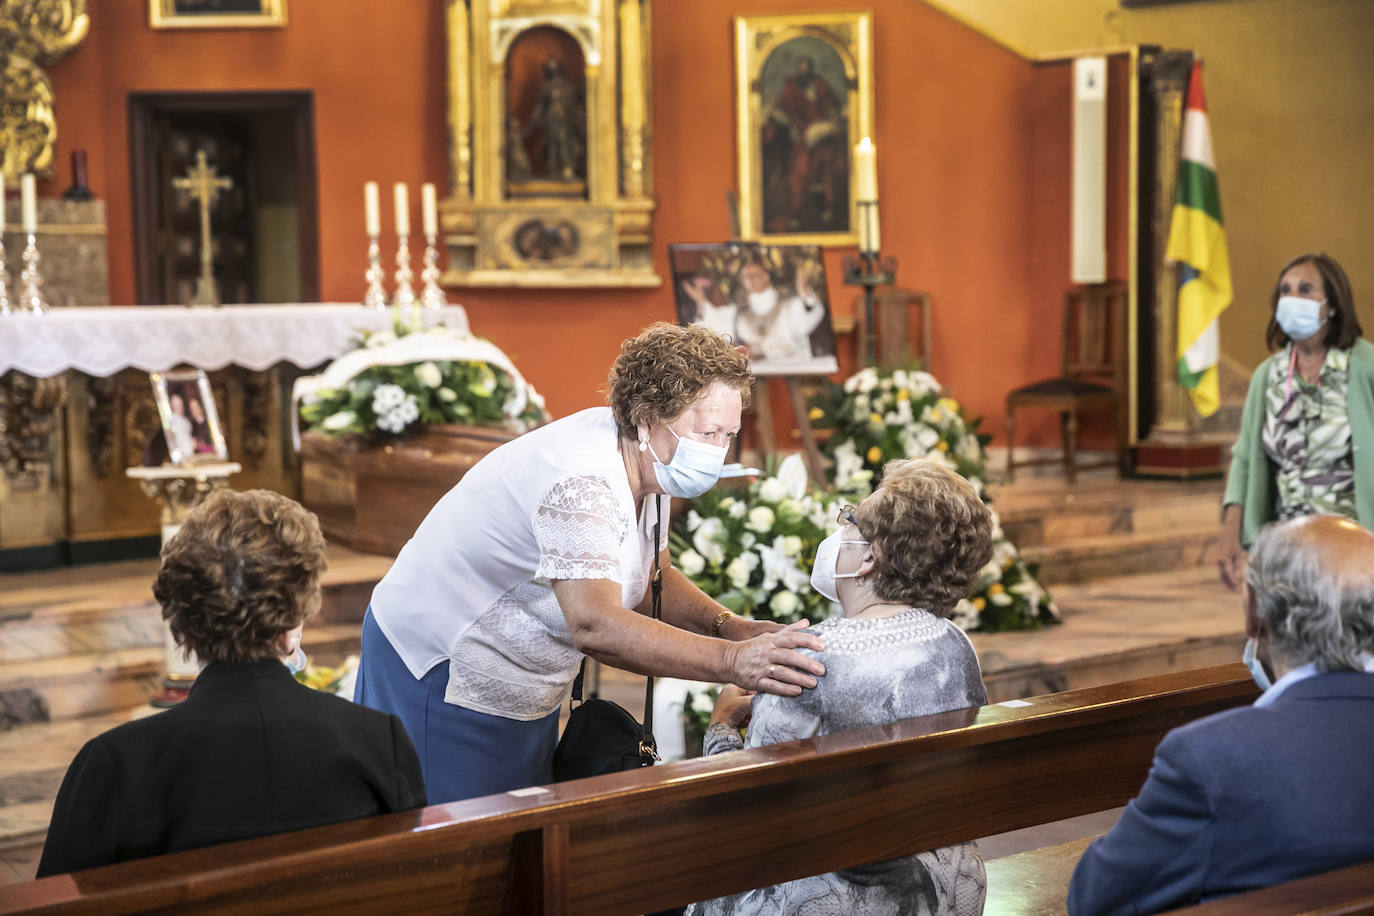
top-left (368, 408), bottom-right (668, 721)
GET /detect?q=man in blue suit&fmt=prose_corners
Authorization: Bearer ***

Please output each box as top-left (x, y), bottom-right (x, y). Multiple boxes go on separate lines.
top-left (1068, 515), bottom-right (1374, 915)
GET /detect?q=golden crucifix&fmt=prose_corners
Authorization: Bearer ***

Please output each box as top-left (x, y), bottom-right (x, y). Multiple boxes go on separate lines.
top-left (172, 150), bottom-right (233, 307)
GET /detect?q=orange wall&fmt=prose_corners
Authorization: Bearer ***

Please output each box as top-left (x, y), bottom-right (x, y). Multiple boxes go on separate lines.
top-left (40, 1), bottom-right (1111, 448)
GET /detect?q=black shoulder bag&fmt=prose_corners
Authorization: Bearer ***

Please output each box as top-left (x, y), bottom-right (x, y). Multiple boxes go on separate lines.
top-left (552, 495), bottom-right (663, 782)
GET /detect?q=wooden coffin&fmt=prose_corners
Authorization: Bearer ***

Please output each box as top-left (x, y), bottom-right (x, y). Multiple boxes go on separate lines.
top-left (301, 424), bottom-right (521, 556)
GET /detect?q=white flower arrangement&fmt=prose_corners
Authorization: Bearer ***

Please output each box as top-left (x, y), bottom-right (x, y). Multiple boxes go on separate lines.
top-left (297, 319), bottom-right (548, 440)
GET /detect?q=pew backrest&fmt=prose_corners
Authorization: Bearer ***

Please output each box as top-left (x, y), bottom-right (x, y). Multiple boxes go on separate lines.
top-left (1, 664), bottom-right (1259, 915)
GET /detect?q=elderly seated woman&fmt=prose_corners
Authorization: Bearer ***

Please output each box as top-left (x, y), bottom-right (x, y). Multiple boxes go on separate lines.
top-left (688, 458), bottom-right (994, 915)
top-left (37, 489), bottom-right (426, 877)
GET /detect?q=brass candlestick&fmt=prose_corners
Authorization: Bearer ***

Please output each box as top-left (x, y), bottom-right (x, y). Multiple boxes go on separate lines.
top-left (420, 233), bottom-right (446, 311)
top-left (363, 235), bottom-right (387, 310)
top-left (393, 233), bottom-right (416, 312)
top-left (19, 233), bottom-right (47, 314)
top-left (0, 235), bottom-right (11, 315)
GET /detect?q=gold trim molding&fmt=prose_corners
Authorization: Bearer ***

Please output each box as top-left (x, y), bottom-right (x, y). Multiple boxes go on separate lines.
top-left (0, 0), bottom-right (89, 181)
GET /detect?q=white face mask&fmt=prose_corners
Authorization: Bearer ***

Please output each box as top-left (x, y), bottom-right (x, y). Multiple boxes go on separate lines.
top-left (647, 427), bottom-right (727, 499)
top-left (810, 529), bottom-right (868, 603)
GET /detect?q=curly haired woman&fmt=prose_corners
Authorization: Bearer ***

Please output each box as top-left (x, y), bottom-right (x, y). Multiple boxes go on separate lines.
top-left (38, 490), bottom-right (425, 876)
top-left (689, 458), bottom-right (994, 915)
top-left (356, 323), bottom-right (827, 803)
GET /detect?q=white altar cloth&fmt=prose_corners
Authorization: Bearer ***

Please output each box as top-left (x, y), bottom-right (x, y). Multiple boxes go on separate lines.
top-left (0, 304), bottom-right (471, 377)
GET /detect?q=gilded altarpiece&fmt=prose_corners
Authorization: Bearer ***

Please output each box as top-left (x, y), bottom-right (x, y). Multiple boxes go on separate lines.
top-left (442, 0), bottom-right (659, 287)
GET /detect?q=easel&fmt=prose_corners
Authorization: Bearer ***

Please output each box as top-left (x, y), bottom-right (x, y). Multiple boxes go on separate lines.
top-left (725, 192), bottom-right (830, 486)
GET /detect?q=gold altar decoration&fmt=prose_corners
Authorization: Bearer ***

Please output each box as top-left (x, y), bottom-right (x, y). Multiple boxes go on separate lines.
top-left (734, 11), bottom-right (873, 246)
top-left (442, 0), bottom-right (660, 288)
top-left (0, 0), bottom-right (89, 181)
top-left (172, 150), bottom-right (233, 307)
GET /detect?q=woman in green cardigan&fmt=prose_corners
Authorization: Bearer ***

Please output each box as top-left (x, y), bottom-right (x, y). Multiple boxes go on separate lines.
top-left (1219, 252), bottom-right (1374, 589)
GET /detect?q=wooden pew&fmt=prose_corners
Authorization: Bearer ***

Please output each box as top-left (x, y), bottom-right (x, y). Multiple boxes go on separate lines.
top-left (1, 665), bottom-right (1258, 915)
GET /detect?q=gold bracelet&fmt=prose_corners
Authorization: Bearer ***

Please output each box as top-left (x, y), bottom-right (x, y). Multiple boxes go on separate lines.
top-left (710, 609), bottom-right (735, 638)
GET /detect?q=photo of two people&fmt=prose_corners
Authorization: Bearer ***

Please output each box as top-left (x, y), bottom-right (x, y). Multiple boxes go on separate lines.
top-left (152, 370), bottom-right (228, 465)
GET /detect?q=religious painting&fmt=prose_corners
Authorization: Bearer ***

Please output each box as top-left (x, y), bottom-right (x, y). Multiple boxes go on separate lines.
top-left (151, 370), bottom-right (228, 465)
top-left (735, 12), bottom-right (873, 246)
top-left (149, 0), bottom-right (288, 29)
top-left (670, 243), bottom-right (839, 377)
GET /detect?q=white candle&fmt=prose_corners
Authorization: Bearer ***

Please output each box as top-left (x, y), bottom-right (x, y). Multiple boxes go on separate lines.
top-left (393, 182), bottom-right (410, 236)
top-left (0, 170), bottom-right (5, 234)
top-left (421, 183), bottom-right (437, 237)
top-left (858, 205), bottom-right (872, 253)
top-left (854, 137), bottom-right (877, 202)
top-left (867, 204), bottom-right (882, 255)
top-left (363, 181), bottom-right (380, 237)
top-left (21, 173), bottom-right (37, 233)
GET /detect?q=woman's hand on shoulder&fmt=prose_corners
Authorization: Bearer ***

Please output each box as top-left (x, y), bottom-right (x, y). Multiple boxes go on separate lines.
top-left (710, 685), bottom-right (755, 729)
top-left (724, 621), bottom-right (826, 697)
top-left (721, 615), bottom-right (793, 641)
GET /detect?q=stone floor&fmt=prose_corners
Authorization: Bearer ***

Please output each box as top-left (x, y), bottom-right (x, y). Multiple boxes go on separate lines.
top-left (0, 471), bottom-right (1239, 901)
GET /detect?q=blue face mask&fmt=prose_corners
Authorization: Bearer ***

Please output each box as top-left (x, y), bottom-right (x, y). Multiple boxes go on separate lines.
top-left (1275, 295), bottom-right (1326, 341)
top-left (1242, 638), bottom-right (1272, 691)
top-left (647, 427), bottom-right (727, 499)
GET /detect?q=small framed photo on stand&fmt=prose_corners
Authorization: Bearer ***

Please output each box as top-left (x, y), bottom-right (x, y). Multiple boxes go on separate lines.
top-left (151, 369), bottom-right (229, 465)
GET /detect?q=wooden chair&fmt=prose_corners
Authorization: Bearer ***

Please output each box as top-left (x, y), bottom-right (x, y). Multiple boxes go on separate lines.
top-left (1005, 282), bottom-right (1128, 483)
top-left (852, 287), bottom-right (932, 370)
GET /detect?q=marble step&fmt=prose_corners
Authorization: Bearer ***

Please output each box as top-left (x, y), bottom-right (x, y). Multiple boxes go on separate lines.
top-left (1019, 524), bottom-right (1220, 587)
top-left (0, 624), bottom-right (364, 730)
top-left (993, 478), bottom-right (1225, 548)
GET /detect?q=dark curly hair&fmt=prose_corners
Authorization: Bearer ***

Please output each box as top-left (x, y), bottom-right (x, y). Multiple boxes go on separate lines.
top-left (606, 322), bottom-right (753, 440)
top-left (154, 489), bottom-right (327, 663)
top-left (853, 459), bottom-right (994, 617)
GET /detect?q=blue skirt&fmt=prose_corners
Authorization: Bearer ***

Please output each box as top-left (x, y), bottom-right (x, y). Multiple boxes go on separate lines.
top-left (354, 608), bottom-right (560, 804)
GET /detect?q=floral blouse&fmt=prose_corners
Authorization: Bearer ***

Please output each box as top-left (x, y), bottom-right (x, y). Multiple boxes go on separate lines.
top-left (1262, 344), bottom-right (1357, 522)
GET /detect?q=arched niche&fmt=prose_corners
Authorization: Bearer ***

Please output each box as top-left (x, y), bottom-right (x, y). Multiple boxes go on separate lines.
top-left (503, 26), bottom-right (588, 200)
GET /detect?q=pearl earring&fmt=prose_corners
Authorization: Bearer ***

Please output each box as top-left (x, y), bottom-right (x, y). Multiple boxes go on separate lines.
top-left (856, 575), bottom-right (865, 587)
top-left (639, 439), bottom-right (648, 452)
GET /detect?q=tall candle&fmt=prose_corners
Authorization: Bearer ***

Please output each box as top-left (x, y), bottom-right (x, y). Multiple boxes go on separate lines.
top-left (0, 170), bottom-right (5, 233)
top-left (393, 182), bottom-right (410, 236)
top-left (363, 181), bottom-right (380, 237)
top-left (20, 173), bottom-right (37, 233)
top-left (421, 183), bottom-right (437, 237)
top-left (854, 137), bottom-right (877, 202)
top-left (867, 204), bottom-right (882, 255)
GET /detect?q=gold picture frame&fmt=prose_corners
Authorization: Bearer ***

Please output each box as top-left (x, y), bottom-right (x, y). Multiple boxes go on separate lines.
top-left (150, 0), bottom-right (288, 30)
top-left (150, 370), bottom-right (229, 465)
top-left (735, 11), bottom-right (873, 246)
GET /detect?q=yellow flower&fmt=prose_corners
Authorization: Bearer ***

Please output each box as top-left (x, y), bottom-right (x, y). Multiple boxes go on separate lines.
top-left (988, 583), bottom-right (1005, 595)
top-left (808, 406), bottom-right (824, 420)
top-left (937, 397), bottom-right (960, 413)
top-left (870, 412), bottom-right (884, 425)
top-left (971, 597), bottom-right (986, 611)
top-left (866, 445), bottom-right (883, 463)
top-left (895, 389), bottom-right (910, 402)
top-left (1003, 556), bottom-right (1015, 570)
top-left (936, 440), bottom-right (949, 452)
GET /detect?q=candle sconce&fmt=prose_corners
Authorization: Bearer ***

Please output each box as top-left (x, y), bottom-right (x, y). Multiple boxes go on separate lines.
top-left (420, 233), bottom-right (446, 310)
top-left (18, 233), bottom-right (48, 315)
top-left (392, 232), bottom-right (416, 312)
top-left (842, 243), bottom-right (897, 366)
top-left (362, 235), bottom-right (387, 310)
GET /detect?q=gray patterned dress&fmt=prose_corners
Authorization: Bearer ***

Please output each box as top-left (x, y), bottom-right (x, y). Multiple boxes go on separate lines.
top-left (1262, 344), bottom-right (1358, 521)
top-left (686, 609), bottom-right (989, 916)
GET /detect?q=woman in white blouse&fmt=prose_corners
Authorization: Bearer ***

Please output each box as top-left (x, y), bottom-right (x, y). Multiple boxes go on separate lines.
top-left (355, 323), bottom-right (827, 803)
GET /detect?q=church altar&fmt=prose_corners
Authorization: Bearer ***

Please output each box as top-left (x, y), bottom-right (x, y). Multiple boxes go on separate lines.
top-left (0, 304), bottom-right (470, 566)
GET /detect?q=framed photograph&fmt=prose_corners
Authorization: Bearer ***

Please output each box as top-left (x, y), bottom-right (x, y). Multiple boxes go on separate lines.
top-left (670, 242), bottom-right (839, 377)
top-left (150, 0), bottom-right (288, 30)
top-left (151, 370), bottom-right (229, 465)
top-left (735, 11), bottom-right (874, 246)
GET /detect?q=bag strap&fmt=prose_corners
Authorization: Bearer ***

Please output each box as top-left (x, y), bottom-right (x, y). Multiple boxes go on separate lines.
top-left (641, 494), bottom-right (663, 753)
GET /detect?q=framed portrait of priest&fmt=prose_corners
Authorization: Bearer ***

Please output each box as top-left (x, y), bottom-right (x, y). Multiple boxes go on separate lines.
top-left (151, 370), bottom-right (229, 465)
top-left (734, 11), bottom-right (874, 246)
top-left (670, 243), bottom-right (839, 377)
top-left (149, 0), bottom-right (288, 29)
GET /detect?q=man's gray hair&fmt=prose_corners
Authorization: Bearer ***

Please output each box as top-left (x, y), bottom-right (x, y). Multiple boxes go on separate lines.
top-left (1245, 519), bottom-right (1374, 672)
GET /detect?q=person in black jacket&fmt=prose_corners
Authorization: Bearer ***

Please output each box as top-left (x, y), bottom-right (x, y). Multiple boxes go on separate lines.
top-left (37, 489), bottom-right (426, 877)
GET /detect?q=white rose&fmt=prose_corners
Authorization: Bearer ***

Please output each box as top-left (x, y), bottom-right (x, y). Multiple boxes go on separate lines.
top-left (728, 500), bottom-right (747, 519)
top-left (322, 410), bottom-right (355, 431)
top-left (437, 386), bottom-right (458, 402)
top-left (725, 556), bottom-right (753, 589)
top-left (746, 506), bottom-right (775, 533)
top-left (686, 509), bottom-right (704, 532)
top-left (989, 588), bottom-right (1013, 607)
top-left (782, 535), bottom-right (803, 557)
top-left (678, 549), bottom-right (706, 577)
top-left (693, 517), bottom-right (727, 565)
top-left (365, 330), bottom-right (396, 349)
top-left (414, 361), bottom-right (442, 388)
top-left (769, 590), bottom-right (801, 618)
top-left (757, 478), bottom-right (787, 503)
top-left (950, 599), bottom-right (980, 632)
top-left (740, 531), bottom-right (756, 548)
top-left (857, 370), bottom-right (878, 393)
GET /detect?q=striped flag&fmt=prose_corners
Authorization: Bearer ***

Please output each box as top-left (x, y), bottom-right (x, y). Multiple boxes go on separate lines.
top-left (1165, 60), bottom-right (1231, 418)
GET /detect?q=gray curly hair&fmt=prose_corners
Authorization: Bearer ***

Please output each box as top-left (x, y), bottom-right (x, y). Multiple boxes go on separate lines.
top-left (1244, 516), bottom-right (1374, 672)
